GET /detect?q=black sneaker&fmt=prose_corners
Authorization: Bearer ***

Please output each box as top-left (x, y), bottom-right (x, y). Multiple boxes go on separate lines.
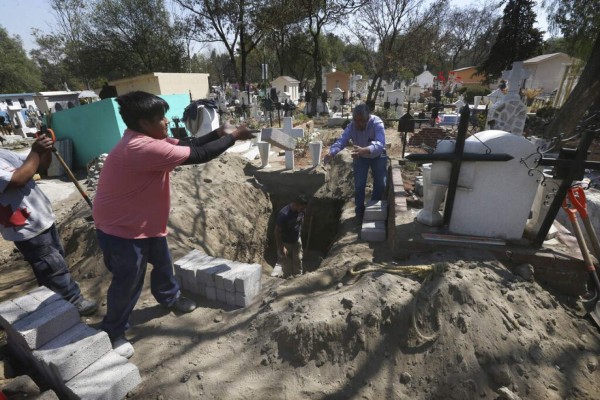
top-left (168, 296), bottom-right (196, 313)
top-left (76, 298), bottom-right (98, 316)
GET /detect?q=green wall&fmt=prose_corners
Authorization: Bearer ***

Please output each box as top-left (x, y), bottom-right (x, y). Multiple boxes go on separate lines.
top-left (50, 94), bottom-right (190, 168)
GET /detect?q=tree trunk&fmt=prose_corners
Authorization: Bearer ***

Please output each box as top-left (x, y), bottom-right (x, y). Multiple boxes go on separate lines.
top-left (545, 34), bottom-right (600, 138)
top-left (310, 38), bottom-right (321, 117)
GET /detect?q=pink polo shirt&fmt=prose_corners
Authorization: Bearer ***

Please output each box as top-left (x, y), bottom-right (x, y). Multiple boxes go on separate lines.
top-left (93, 129), bottom-right (191, 239)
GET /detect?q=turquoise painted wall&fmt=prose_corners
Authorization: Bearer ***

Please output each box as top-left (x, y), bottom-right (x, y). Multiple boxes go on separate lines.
top-left (50, 94), bottom-right (190, 168)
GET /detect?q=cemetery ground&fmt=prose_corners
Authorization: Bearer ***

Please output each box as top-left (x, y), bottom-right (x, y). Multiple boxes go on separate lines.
top-left (0, 122), bottom-right (599, 399)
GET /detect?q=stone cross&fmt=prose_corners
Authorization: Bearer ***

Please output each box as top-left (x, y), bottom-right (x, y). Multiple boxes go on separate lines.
top-left (281, 117), bottom-right (304, 139)
top-left (505, 62), bottom-right (529, 95)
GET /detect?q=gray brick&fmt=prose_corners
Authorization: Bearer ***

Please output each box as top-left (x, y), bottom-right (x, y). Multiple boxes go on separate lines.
top-left (261, 128), bottom-right (296, 151)
top-left (205, 286), bottom-right (217, 301)
top-left (177, 252), bottom-right (214, 294)
top-left (27, 286), bottom-right (62, 306)
top-left (234, 264), bottom-right (262, 297)
top-left (225, 291), bottom-right (236, 306)
top-left (215, 262), bottom-right (245, 291)
top-left (12, 300), bottom-right (80, 350)
top-left (361, 221), bottom-right (386, 242)
top-left (196, 259), bottom-right (232, 287)
top-left (0, 300), bottom-right (28, 330)
top-left (364, 200), bottom-right (388, 222)
top-left (216, 288), bottom-right (227, 303)
top-left (235, 293), bottom-right (254, 308)
top-left (65, 352), bottom-right (141, 400)
top-left (34, 323), bottom-right (111, 382)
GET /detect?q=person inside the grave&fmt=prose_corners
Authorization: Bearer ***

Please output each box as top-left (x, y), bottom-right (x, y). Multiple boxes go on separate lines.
top-left (93, 91), bottom-right (254, 359)
top-left (323, 104), bottom-right (387, 221)
top-left (275, 195), bottom-right (309, 278)
top-left (0, 138), bottom-right (98, 316)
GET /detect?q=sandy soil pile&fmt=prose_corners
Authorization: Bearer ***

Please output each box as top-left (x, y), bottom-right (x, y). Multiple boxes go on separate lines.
top-left (0, 129), bottom-right (599, 399)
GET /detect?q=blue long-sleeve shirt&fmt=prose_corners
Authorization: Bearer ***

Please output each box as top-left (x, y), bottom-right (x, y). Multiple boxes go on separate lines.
top-left (328, 115), bottom-right (386, 159)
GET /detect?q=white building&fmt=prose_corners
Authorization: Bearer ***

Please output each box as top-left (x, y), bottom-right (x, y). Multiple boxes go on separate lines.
top-left (523, 52), bottom-right (579, 95)
top-left (0, 93), bottom-right (40, 137)
top-left (415, 66), bottom-right (435, 89)
top-left (271, 76), bottom-right (300, 103)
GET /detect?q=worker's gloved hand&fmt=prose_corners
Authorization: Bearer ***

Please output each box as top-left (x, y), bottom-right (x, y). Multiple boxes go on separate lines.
top-left (218, 121), bottom-right (236, 137)
top-left (323, 153), bottom-right (333, 165)
top-left (277, 247), bottom-right (288, 259)
top-left (231, 125), bottom-right (255, 141)
top-left (32, 136), bottom-right (54, 154)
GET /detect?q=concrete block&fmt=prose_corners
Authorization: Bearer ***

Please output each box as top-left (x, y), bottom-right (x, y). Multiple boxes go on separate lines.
top-left (65, 352), bottom-right (141, 400)
top-left (261, 128), bottom-right (296, 151)
top-left (234, 264), bottom-right (262, 297)
top-left (235, 293), bottom-right (255, 308)
top-left (364, 200), bottom-right (388, 222)
top-left (173, 249), bottom-right (204, 276)
top-left (225, 291), bottom-right (236, 306)
top-left (34, 323), bottom-right (112, 382)
top-left (196, 259), bottom-right (232, 287)
top-left (176, 251), bottom-right (214, 293)
top-left (0, 287), bottom-right (62, 329)
top-left (12, 300), bottom-right (80, 350)
top-left (205, 286), bottom-right (217, 301)
top-left (0, 300), bottom-right (28, 330)
top-left (361, 221), bottom-right (386, 242)
top-left (215, 262), bottom-right (245, 291)
top-left (216, 288), bottom-right (227, 303)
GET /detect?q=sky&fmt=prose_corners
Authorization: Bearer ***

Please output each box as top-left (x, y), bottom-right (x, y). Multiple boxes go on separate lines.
top-left (2, 0), bottom-right (551, 54)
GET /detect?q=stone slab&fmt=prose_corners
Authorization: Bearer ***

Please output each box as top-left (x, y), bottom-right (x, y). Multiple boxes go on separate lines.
top-left (261, 128), bottom-right (296, 151)
top-left (216, 288), bottom-right (227, 303)
top-left (34, 323), bottom-right (112, 382)
top-left (225, 291), bottom-right (236, 306)
top-left (205, 286), bottom-right (217, 301)
top-left (64, 351), bottom-right (141, 400)
top-left (361, 221), bottom-right (386, 242)
top-left (233, 264), bottom-right (262, 298)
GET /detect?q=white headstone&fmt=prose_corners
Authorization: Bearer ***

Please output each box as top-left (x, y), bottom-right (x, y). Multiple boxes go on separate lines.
top-left (424, 130), bottom-right (541, 239)
top-left (485, 62), bottom-right (529, 135)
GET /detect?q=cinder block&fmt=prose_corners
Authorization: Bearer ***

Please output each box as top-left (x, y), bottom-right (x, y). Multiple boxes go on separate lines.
top-left (34, 323), bottom-right (112, 382)
top-left (261, 128), bottom-right (296, 151)
top-left (361, 221), bottom-right (386, 242)
top-left (215, 262), bottom-right (245, 291)
top-left (64, 351), bottom-right (141, 400)
top-left (205, 286), bottom-right (217, 301)
top-left (235, 293), bottom-right (254, 308)
top-left (234, 264), bottom-right (262, 297)
top-left (216, 288), bottom-right (227, 303)
top-left (0, 287), bottom-right (62, 330)
top-left (12, 300), bottom-right (80, 350)
top-left (225, 291), bottom-right (236, 306)
top-left (196, 259), bottom-right (232, 287)
top-left (364, 200), bottom-right (388, 222)
top-left (177, 251), bottom-right (214, 294)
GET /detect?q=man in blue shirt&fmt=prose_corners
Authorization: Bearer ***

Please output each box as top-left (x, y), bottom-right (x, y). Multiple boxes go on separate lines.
top-left (324, 104), bottom-right (387, 220)
top-left (274, 195), bottom-right (308, 278)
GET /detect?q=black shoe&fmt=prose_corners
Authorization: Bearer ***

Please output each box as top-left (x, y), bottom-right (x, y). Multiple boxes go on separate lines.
top-left (76, 298), bottom-right (98, 316)
top-left (168, 296), bottom-right (196, 313)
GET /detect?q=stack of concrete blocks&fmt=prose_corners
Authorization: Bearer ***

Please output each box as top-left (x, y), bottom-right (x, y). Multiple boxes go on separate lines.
top-left (361, 200), bottom-right (388, 242)
top-left (0, 286), bottom-right (141, 400)
top-left (174, 250), bottom-right (262, 308)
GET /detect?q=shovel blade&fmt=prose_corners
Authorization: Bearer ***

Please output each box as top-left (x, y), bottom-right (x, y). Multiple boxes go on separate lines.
top-left (583, 297), bottom-right (600, 328)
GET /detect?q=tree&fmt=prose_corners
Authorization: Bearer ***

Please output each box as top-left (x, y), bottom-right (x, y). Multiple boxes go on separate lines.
top-left (477, 0), bottom-right (543, 81)
top-left (0, 27), bottom-right (42, 92)
top-left (296, 0), bottom-right (368, 115)
top-left (82, 0), bottom-right (187, 80)
top-left (541, 0), bottom-right (600, 139)
top-left (353, 0), bottom-right (443, 106)
top-left (176, 0), bottom-right (271, 88)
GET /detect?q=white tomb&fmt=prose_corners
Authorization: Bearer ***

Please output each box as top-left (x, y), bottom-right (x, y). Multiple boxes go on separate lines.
top-left (408, 83), bottom-right (421, 102)
top-left (420, 130), bottom-right (541, 239)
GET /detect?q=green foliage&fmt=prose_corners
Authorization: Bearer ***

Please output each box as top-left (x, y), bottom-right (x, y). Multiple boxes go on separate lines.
top-left (544, 0), bottom-right (600, 59)
top-left (0, 27), bottom-right (43, 92)
top-left (462, 85), bottom-right (490, 103)
top-left (478, 0), bottom-right (543, 81)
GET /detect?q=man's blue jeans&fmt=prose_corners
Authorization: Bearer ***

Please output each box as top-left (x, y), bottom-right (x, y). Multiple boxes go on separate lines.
top-left (15, 224), bottom-right (83, 304)
top-left (96, 229), bottom-right (180, 340)
top-left (353, 155), bottom-right (388, 217)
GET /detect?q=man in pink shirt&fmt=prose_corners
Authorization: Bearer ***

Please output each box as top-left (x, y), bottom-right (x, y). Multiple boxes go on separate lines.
top-left (93, 91), bottom-right (253, 359)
